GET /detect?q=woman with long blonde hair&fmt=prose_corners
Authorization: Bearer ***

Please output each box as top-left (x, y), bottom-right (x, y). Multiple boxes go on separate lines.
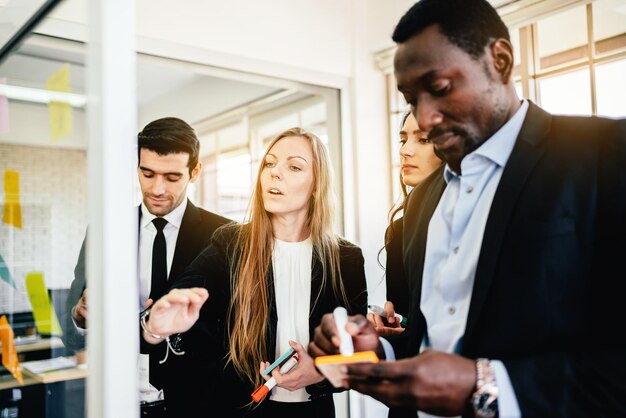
top-left (143, 127), bottom-right (367, 417)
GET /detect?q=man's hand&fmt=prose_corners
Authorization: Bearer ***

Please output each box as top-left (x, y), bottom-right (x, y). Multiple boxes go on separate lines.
top-left (308, 313), bottom-right (383, 359)
top-left (143, 287), bottom-right (209, 341)
top-left (344, 350), bottom-right (476, 416)
top-left (72, 288), bottom-right (88, 329)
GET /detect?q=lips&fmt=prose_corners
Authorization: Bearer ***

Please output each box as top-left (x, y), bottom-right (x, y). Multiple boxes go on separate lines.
top-left (267, 187), bottom-right (283, 195)
top-left (147, 196), bottom-right (168, 204)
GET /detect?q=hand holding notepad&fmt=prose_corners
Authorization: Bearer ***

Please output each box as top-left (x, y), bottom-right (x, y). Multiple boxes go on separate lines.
top-left (314, 307), bottom-right (379, 388)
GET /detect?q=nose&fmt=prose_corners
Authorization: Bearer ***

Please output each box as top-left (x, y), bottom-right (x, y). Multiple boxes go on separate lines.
top-left (400, 141), bottom-right (414, 157)
top-left (151, 175), bottom-right (166, 195)
top-left (269, 165), bottom-right (281, 179)
top-left (414, 99), bottom-right (443, 132)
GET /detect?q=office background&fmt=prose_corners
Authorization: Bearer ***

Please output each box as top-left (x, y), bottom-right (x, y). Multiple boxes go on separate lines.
top-left (0, 0), bottom-right (624, 417)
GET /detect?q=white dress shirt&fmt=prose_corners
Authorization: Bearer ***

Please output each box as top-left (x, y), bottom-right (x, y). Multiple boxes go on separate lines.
top-left (138, 199), bottom-right (187, 310)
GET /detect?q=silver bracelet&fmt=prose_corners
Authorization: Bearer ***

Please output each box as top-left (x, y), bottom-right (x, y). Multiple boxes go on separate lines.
top-left (140, 307), bottom-right (185, 363)
top-left (140, 308), bottom-right (164, 340)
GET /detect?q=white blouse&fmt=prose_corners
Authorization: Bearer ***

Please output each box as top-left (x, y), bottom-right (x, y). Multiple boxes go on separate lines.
top-left (270, 236), bottom-right (313, 402)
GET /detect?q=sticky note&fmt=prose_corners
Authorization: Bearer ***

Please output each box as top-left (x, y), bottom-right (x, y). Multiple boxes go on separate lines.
top-left (2, 169), bottom-right (22, 229)
top-left (0, 252), bottom-right (16, 288)
top-left (0, 315), bottom-right (23, 384)
top-left (314, 351), bottom-right (379, 388)
top-left (0, 78), bottom-right (8, 134)
top-left (46, 63), bottom-right (73, 141)
top-left (25, 272), bottom-right (62, 336)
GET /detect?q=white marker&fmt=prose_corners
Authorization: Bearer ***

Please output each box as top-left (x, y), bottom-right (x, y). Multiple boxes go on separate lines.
top-left (333, 306), bottom-right (354, 356)
top-left (368, 304), bottom-right (408, 327)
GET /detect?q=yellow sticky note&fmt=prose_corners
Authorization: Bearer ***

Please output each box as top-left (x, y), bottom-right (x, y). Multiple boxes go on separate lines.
top-left (0, 315), bottom-right (23, 384)
top-left (46, 63), bottom-right (73, 141)
top-left (2, 169), bottom-right (22, 229)
top-left (25, 272), bottom-right (63, 336)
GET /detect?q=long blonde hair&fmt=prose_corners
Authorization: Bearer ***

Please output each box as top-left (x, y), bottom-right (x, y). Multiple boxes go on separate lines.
top-left (227, 127), bottom-right (349, 388)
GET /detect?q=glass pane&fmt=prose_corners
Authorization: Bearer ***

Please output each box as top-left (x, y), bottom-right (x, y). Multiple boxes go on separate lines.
top-left (217, 150), bottom-right (252, 222)
top-left (593, 0), bottom-right (626, 45)
top-left (538, 68), bottom-right (592, 116)
top-left (596, 58), bottom-right (626, 118)
top-left (536, 6), bottom-right (588, 69)
top-left (510, 27), bottom-right (521, 70)
top-left (0, 36), bottom-right (88, 417)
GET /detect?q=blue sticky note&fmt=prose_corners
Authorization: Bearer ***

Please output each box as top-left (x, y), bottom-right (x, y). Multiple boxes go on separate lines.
top-left (0, 253), bottom-right (16, 289)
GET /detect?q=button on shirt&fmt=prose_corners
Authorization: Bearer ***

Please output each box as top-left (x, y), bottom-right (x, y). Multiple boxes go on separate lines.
top-left (139, 199), bottom-right (187, 310)
top-left (418, 100), bottom-right (529, 418)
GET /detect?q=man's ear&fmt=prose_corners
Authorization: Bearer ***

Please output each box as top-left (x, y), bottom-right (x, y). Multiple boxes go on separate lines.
top-left (190, 161), bottom-right (203, 183)
top-left (489, 38), bottom-right (515, 83)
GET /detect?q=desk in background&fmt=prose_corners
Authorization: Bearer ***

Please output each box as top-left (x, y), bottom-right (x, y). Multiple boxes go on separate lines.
top-left (0, 337), bottom-right (86, 418)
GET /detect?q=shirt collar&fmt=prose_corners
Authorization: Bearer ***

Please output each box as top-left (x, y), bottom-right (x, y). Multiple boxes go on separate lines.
top-left (444, 100), bottom-right (529, 182)
top-left (140, 198), bottom-right (188, 230)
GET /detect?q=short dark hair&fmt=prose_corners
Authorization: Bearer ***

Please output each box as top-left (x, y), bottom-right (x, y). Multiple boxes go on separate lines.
top-left (392, 0), bottom-right (510, 59)
top-left (137, 117), bottom-right (200, 175)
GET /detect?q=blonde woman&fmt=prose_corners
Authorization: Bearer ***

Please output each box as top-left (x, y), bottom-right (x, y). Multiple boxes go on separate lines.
top-left (142, 127), bottom-right (367, 417)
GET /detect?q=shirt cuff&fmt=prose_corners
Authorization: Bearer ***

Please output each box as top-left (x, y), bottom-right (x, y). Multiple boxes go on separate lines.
top-left (491, 360), bottom-right (521, 418)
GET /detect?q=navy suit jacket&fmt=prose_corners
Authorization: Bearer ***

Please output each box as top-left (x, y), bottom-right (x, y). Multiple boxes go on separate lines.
top-left (391, 103), bottom-right (626, 417)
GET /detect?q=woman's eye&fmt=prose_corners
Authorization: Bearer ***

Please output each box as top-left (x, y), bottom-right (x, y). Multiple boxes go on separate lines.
top-left (418, 138), bottom-right (432, 144)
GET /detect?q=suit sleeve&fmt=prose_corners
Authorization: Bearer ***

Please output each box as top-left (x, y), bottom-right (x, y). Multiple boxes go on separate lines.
top-left (61, 234), bottom-right (87, 353)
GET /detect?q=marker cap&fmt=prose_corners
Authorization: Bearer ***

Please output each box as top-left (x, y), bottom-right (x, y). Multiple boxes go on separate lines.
top-left (251, 385), bottom-right (270, 403)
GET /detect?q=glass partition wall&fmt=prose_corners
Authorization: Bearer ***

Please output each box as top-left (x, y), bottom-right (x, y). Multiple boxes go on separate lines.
top-left (0, 3), bottom-right (345, 416)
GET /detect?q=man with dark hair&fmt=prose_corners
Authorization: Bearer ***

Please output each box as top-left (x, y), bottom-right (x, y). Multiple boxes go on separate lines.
top-left (63, 117), bottom-right (231, 418)
top-left (310, 0), bottom-right (626, 417)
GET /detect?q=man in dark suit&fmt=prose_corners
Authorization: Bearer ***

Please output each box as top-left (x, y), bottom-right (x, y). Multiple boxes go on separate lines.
top-left (62, 117), bottom-right (231, 418)
top-left (309, 0), bottom-right (626, 417)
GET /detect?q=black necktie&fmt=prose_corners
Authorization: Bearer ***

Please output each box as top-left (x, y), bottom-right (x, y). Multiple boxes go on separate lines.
top-left (149, 218), bottom-right (168, 301)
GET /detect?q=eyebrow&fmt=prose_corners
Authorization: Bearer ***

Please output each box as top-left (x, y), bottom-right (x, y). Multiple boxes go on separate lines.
top-left (266, 153), bottom-right (309, 164)
top-left (399, 129), bottom-right (426, 136)
top-left (397, 69), bottom-right (439, 94)
top-left (139, 166), bottom-right (184, 177)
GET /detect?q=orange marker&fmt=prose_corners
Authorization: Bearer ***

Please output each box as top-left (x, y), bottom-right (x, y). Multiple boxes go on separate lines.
top-left (251, 354), bottom-right (299, 402)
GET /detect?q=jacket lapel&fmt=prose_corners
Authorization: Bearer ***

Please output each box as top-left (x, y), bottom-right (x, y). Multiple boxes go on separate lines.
top-left (464, 102), bottom-right (552, 343)
top-left (403, 166), bottom-right (446, 350)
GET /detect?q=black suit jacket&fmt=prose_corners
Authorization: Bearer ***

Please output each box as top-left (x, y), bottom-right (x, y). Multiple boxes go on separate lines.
top-left (392, 103), bottom-right (626, 417)
top-left (167, 224), bottom-right (368, 417)
top-left (62, 199), bottom-right (231, 418)
top-left (385, 218), bottom-right (410, 315)
top-left (385, 166), bottom-right (445, 315)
